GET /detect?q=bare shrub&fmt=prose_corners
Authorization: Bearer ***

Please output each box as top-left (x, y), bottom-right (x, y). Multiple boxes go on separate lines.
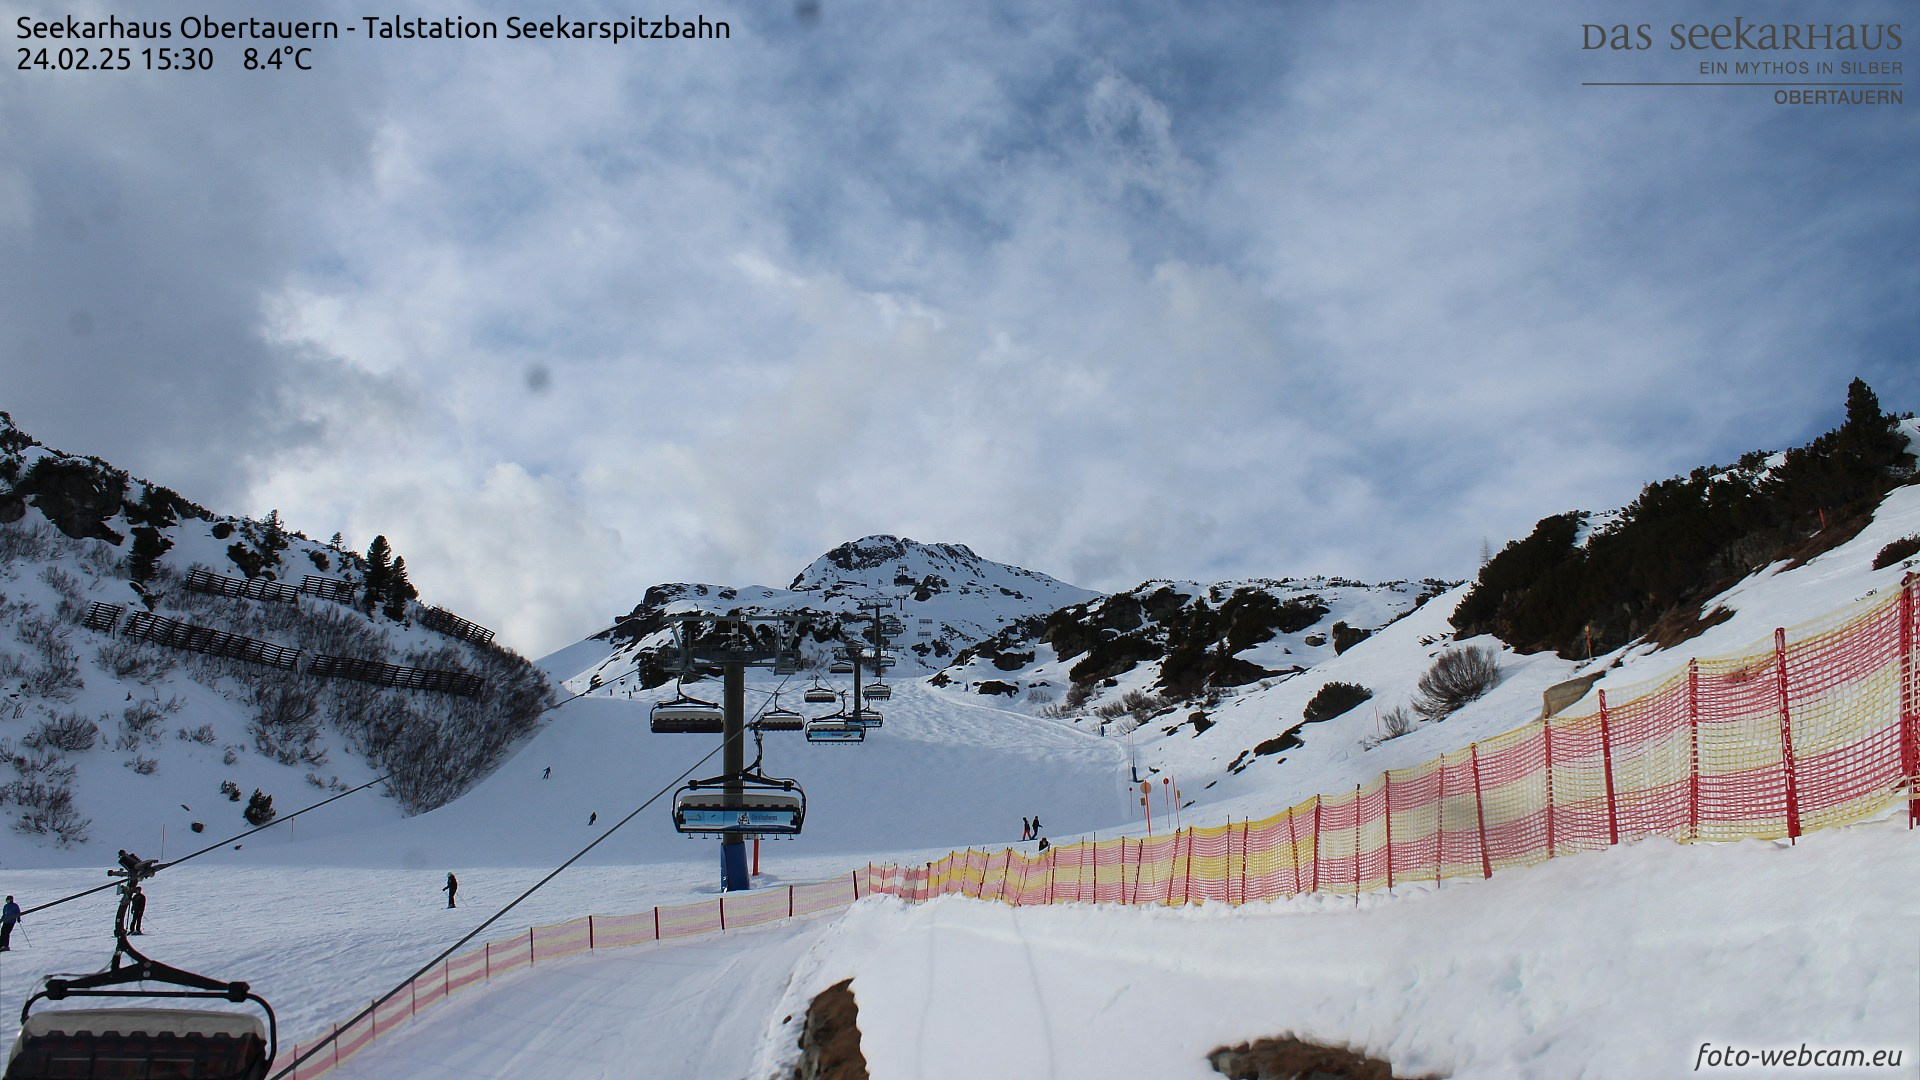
top-left (7, 777), bottom-right (90, 844)
top-left (176, 723), bottom-right (218, 745)
top-left (1414, 645), bottom-right (1503, 721)
top-left (1874, 534), bottom-right (1920, 570)
top-left (23, 710), bottom-right (98, 753)
top-left (1024, 685), bottom-right (1056, 705)
top-left (0, 519), bottom-right (55, 567)
top-left (15, 616), bottom-right (83, 699)
top-left (1063, 682), bottom-right (1092, 710)
top-left (126, 755), bottom-right (158, 775)
top-left (1381, 705), bottom-right (1415, 739)
top-left (245, 674), bottom-right (327, 766)
top-left (118, 699), bottom-right (169, 750)
top-left (1303, 681), bottom-right (1372, 724)
top-left (39, 566), bottom-right (86, 621)
top-left (95, 637), bottom-right (178, 682)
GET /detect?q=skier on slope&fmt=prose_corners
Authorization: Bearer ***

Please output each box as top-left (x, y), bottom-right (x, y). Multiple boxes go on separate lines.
top-left (1, 895), bottom-right (21, 951)
top-left (443, 872), bottom-right (459, 909)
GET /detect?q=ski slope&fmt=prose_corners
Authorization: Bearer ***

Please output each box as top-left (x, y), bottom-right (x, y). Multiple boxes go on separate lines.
top-left (1, 478), bottom-right (1917, 1076)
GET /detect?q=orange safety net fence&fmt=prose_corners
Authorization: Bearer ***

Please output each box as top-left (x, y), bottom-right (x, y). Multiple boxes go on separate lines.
top-left (869, 574), bottom-right (1920, 906)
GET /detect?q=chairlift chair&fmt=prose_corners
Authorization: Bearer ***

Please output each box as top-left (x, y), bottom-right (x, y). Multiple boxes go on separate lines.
top-left (6, 862), bottom-right (277, 1080)
top-left (671, 771), bottom-right (805, 837)
top-left (805, 718), bottom-right (866, 744)
top-left (880, 616), bottom-right (905, 636)
top-left (650, 687), bottom-right (724, 734)
top-left (802, 682), bottom-right (838, 705)
top-left (759, 705), bottom-right (805, 731)
top-left (863, 682), bottom-right (892, 701)
top-left (852, 707), bottom-right (884, 729)
top-left (828, 660), bottom-right (855, 676)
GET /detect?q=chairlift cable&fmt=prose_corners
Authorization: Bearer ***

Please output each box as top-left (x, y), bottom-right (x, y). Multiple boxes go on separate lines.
top-left (19, 773), bottom-right (394, 919)
top-left (266, 707), bottom-right (774, 1080)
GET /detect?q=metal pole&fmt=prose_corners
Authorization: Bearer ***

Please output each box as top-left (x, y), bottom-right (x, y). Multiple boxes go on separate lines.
top-left (721, 661), bottom-right (749, 891)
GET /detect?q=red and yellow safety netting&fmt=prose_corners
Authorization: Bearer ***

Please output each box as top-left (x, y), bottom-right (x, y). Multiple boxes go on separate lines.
top-left (869, 573), bottom-right (1920, 905)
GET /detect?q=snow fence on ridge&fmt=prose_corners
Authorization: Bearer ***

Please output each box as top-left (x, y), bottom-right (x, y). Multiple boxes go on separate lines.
top-left (870, 573), bottom-right (1920, 905)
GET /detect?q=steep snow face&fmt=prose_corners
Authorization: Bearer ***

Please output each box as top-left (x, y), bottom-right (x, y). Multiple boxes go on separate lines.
top-left (548, 535), bottom-right (1101, 691)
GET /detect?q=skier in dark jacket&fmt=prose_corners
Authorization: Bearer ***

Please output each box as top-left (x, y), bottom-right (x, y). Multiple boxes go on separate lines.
top-left (128, 890), bottom-right (146, 934)
top-left (443, 872), bottom-right (458, 909)
top-left (1, 895), bottom-right (20, 951)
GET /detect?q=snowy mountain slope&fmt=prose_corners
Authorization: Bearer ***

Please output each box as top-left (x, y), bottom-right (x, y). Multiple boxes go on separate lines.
top-left (546, 534), bottom-right (1102, 692)
top-left (0, 415), bottom-right (551, 866)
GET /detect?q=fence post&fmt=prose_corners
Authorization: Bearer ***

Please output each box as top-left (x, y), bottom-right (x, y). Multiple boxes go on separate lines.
top-left (333, 1024), bottom-right (340, 1068)
top-left (789, 885), bottom-right (795, 918)
top-left (485, 942), bottom-right (491, 980)
top-left (653, 906), bottom-right (660, 941)
top-left (1047, 846), bottom-right (1056, 905)
top-left (1383, 773), bottom-right (1395, 891)
top-left (1542, 720), bottom-right (1556, 858)
top-left (1351, 785), bottom-right (1362, 905)
top-left (720, 896), bottom-right (727, 930)
top-left (1285, 805), bottom-right (1303, 895)
top-left (588, 914), bottom-right (595, 950)
top-left (1470, 744), bottom-right (1492, 880)
top-left (1310, 798), bottom-right (1322, 894)
top-left (1598, 690), bottom-right (1621, 847)
top-left (1687, 659), bottom-right (1702, 841)
top-left (528, 927), bottom-right (535, 965)
top-left (1901, 573), bottom-right (1917, 829)
top-left (411, 979), bottom-right (416, 1018)
top-left (1775, 627), bottom-right (1802, 840)
top-left (1240, 817), bottom-right (1251, 904)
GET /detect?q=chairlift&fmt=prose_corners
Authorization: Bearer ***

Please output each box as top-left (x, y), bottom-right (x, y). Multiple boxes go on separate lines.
top-left (773, 654), bottom-right (799, 676)
top-left (880, 617), bottom-right (905, 636)
top-left (828, 660), bottom-right (855, 676)
top-left (7, 859), bottom-right (277, 1080)
top-left (863, 682), bottom-right (892, 701)
top-left (852, 707), bottom-right (884, 729)
top-left (805, 717), bottom-right (866, 743)
top-left (759, 704), bottom-right (805, 731)
top-left (650, 685), bottom-right (724, 734)
top-left (671, 771), bottom-right (805, 837)
top-left (802, 681), bottom-right (838, 705)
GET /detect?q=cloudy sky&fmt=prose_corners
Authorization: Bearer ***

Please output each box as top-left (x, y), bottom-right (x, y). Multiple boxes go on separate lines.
top-left (4, 0), bottom-right (1915, 655)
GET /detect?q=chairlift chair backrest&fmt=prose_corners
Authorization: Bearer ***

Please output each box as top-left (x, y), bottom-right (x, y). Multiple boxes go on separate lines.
top-left (863, 682), bottom-right (892, 701)
top-left (803, 683), bottom-right (838, 705)
top-left (650, 693), bottom-right (724, 734)
top-left (6, 1007), bottom-right (272, 1080)
top-left (828, 660), bottom-right (855, 675)
top-left (759, 706), bottom-right (805, 731)
top-left (852, 708), bottom-right (884, 728)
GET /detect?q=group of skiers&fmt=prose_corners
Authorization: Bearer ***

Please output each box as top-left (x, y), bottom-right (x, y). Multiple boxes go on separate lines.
top-left (1020, 815), bottom-right (1049, 849)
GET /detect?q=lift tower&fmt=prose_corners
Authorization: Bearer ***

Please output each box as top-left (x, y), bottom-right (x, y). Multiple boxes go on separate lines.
top-left (664, 613), bottom-right (803, 892)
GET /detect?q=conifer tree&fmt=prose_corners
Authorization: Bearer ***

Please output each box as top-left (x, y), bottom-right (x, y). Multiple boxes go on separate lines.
top-left (364, 536), bottom-right (393, 615)
top-left (383, 556), bottom-right (418, 621)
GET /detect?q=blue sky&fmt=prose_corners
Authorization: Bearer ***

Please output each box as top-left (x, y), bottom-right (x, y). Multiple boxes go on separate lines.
top-left (3, 0), bottom-right (1915, 653)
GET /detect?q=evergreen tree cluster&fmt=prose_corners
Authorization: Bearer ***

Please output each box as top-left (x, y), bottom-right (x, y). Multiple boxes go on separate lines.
top-left (360, 535), bottom-right (418, 622)
top-left (1453, 380), bottom-right (1915, 656)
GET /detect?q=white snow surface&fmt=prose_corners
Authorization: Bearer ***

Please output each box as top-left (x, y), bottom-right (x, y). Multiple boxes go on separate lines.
top-left (1, 461), bottom-right (1918, 1076)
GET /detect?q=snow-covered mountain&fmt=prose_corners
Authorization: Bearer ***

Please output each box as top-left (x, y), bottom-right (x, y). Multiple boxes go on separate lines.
top-left (0, 413), bottom-right (551, 863)
top-left (546, 534), bottom-right (1103, 692)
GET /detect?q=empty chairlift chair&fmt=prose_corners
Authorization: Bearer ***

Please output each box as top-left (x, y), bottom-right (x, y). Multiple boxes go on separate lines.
top-left (758, 698), bottom-right (805, 731)
top-left (650, 687), bottom-right (724, 734)
top-left (863, 681), bottom-right (892, 701)
top-left (671, 772), bottom-right (805, 837)
top-left (803, 681), bottom-right (838, 705)
top-left (828, 659), bottom-right (855, 676)
top-left (852, 707), bottom-right (884, 729)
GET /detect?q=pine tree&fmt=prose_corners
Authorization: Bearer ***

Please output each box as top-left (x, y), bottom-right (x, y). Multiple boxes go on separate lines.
top-left (243, 789), bottom-right (276, 826)
top-left (383, 557), bottom-right (418, 621)
top-left (363, 536), bottom-right (393, 615)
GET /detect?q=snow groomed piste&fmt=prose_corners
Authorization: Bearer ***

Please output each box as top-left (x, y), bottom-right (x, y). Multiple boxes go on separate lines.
top-left (262, 574), bottom-right (1920, 1078)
